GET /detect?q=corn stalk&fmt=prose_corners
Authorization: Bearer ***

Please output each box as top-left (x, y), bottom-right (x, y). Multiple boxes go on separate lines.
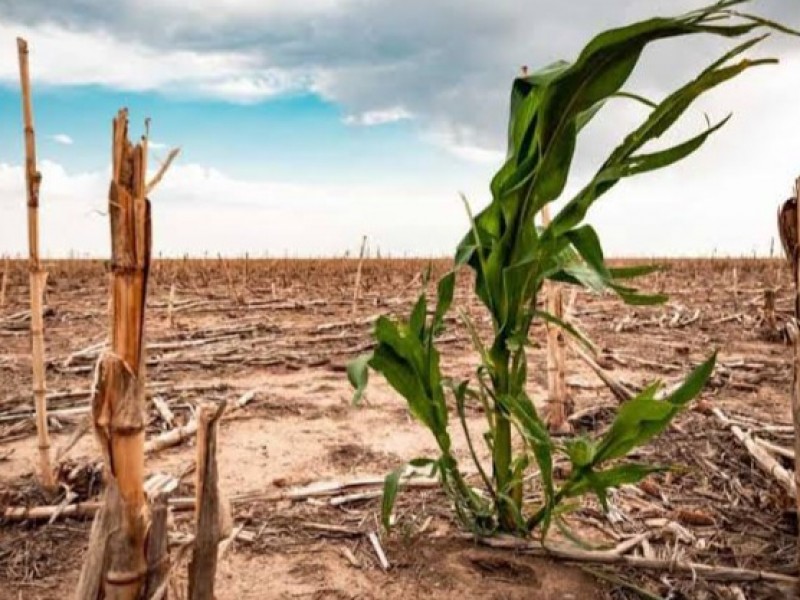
top-left (17, 37), bottom-right (54, 490)
top-left (350, 1), bottom-right (797, 536)
top-left (76, 109), bottom-right (152, 599)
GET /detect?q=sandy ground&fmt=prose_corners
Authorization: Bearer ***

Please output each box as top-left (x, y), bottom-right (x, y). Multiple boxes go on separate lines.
top-left (0, 258), bottom-right (795, 599)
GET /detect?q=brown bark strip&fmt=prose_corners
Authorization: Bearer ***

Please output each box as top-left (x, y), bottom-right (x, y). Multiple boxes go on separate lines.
top-left (17, 37), bottom-right (54, 490)
top-left (74, 483), bottom-right (124, 600)
top-left (188, 400), bottom-right (228, 600)
top-left (143, 492), bottom-right (171, 598)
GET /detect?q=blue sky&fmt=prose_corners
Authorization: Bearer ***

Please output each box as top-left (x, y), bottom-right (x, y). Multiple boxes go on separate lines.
top-left (0, 86), bottom-right (479, 183)
top-left (0, 0), bottom-right (798, 258)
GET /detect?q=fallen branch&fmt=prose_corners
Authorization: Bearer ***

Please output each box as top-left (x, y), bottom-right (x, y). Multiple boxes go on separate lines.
top-left (467, 534), bottom-right (796, 585)
top-left (713, 408), bottom-right (796, 497)
top-left (145, 418), bottom-right (198, 455)
top-left (570, 342), bottom-right (635, 403)
top-left (3, 475), bottom-right (439, 522)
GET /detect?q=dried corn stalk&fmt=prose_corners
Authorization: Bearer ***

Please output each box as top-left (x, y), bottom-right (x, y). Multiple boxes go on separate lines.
top-left (17, 37), bottom-right (54, 489)
top-left (76, 109), bottom-right (152, 600)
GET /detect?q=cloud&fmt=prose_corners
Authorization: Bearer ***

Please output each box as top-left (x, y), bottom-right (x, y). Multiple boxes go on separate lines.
top-left (2, 0), bottom-right (797, 158)
top-left (0, 160), bottom-right (472, 257)
top-left (342, 106), bottom-right (412, 126)
top-left (51, 133), bottom-right (73, 145)
top-left (0, 21), bottom-right (306, 103)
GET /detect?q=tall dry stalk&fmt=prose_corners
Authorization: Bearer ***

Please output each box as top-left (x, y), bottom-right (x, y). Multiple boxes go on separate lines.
top-left (76, 109), bottom-right (152, 600)
top-left (17, 37), bottom-right (54, 489)
top-left (541, 205), bottom-right (570, 433)
top-left (352, 235), bottom-right (367, 314)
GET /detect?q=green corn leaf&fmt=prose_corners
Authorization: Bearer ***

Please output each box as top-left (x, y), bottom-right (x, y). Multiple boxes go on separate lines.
top-left (609, 283), bottom-right (669, 306)
top-left (576, 100), bottom-right (606, 132)
top-left (409, 293), bottom-right (427, 342)
top-left (564, 437), bottom-right (597, 469)
top-left (347, 353), bottom-right (372, 406)
top-left (565, 225), bottom-right (611, 279)
top-left (725, 11), bottom-right (800, 37)
top-left (662, 352), bottom-right (718, 406)
top-left (612, 90), bottom-right (658, 109)
top-left (565, 463), bottom-right (666, 510)
top-left (382, 467), bottom-right (403, 531)
top-left (608, 264), bottom-right (663, 280)
top-left (370, 346), bottom-right (434, 430)
top-left (594, 353), bottom-right (716, 463)
top-left (618, 114), bottom-right (731, 178)
top-left (592, 383), bottom-right (671, 465)
top-left (550, 42), bottom-right (776, 237)
top-left (433, 271), bottom-right (456, 330)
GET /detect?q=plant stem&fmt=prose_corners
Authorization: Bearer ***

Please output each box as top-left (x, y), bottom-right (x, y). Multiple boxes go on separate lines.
top-left (490, 342), bottom-right (517, 531)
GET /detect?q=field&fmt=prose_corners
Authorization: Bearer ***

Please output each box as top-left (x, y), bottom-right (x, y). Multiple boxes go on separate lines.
top-left (0, 257), bottom-right (796, 599)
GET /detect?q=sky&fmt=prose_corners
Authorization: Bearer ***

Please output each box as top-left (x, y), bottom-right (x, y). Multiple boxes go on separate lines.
top-left (0, 0), bottom-right (799, 258)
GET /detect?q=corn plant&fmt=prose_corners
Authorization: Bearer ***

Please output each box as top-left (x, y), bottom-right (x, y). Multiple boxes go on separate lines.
top-left (349, 0), bottom-right (796, 536)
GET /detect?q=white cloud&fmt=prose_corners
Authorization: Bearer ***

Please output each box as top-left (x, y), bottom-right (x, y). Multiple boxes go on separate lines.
top-left (0, 21), bottom-right (305, 103)
top-left (51, 133), bottom-right (73, 145)
top-left (343, 107), bottom-right (413, 126)
top-left (1, 1), bottom-right (797, 158)
top-left (0, 160), bottom-right (471, 258)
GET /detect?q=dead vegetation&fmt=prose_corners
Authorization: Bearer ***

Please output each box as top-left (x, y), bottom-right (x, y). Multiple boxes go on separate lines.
top-left (0, 256), bottom-right (797, 598)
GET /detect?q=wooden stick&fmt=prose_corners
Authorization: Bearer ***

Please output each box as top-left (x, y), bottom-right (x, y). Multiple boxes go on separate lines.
top-left (77, 109), bottom-right (152, 600)
top-left (351, 235), bottom-right (367, 314)
top-left (188, 400), bottom-right (228, 600)
top-left (17, 38), bottom-right (54, 490)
